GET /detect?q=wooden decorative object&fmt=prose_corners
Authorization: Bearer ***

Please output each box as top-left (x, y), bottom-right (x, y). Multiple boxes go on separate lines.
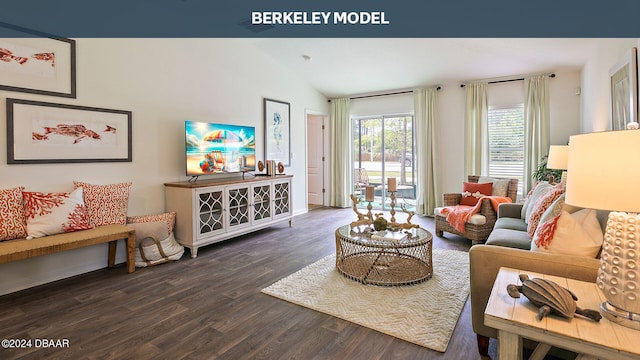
top-left (387, 204), bottom-right (420, 230)
top-left (349, 194), bottom-right (375, 228)
top-left (388, 191), bottom-right (397, 223)
top-left (507, 274), bottom-right (602, 322)
top-left (349, 194), bottom-right (419, 230)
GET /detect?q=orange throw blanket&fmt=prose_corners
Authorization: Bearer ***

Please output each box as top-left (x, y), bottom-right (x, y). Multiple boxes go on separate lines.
top-left (440, 196), bottom-right (512, 233)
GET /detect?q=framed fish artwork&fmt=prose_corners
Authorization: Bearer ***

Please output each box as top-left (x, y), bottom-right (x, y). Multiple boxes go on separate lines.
top-left (6, 98), bottom-right (132, 164)
top-left (0, 22), bottom-right (76, 98)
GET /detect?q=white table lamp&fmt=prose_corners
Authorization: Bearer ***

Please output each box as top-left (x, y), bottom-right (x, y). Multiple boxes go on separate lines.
top-left (565, 130), bottom-right (640, 330)
top-left (546, 145), bottom-right (569, 184)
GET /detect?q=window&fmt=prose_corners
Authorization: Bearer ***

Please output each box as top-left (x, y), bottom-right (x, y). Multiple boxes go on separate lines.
top-left (487, 104), bottom-right (524, 196)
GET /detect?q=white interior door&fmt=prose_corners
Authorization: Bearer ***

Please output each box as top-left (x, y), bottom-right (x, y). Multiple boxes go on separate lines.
top-left (307, 114), bottom-right (327, 207)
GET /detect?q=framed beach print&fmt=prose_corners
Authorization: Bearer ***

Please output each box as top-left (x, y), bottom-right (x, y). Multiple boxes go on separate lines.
top-left (0, 23), bottom-right (76, 98)
top-left (264, 98), bottom-right (291, 166)
top-left (7, 98), bottom-right (132, 164)
top-left (609, 47), bottom-right (637, 130)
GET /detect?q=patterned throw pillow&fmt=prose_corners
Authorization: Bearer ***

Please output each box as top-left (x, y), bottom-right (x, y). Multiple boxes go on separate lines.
top-left (0, 186), bottom-right (27, 241)
top-left (531, 194), bottom-right (566, 249)
top-left (531, 209), bottom-right (604, 258)
top-left (522, 181), bottom-right (553, 222)
top-left (23, 187), bottom-right (94, 239)
top-left (460, 182), bottom-right (493, 206)
top-left (527, 184), bottom-right (565, 239)
top-left (74, 181), bottom-right (132, 226)
top-left (127, 212), bottom-right (177, 235)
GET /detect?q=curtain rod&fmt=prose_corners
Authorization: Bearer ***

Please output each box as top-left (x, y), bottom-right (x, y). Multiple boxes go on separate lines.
top-left (459, 73), bottom-right (556, 88)
top-left (328, 86), bottom-right (441, 102)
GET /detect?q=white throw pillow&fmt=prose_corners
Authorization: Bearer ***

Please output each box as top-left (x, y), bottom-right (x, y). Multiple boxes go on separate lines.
top-left (531, 209), bottom-right (604, 258)
top-left (23, 187), bottom-right (94, 239)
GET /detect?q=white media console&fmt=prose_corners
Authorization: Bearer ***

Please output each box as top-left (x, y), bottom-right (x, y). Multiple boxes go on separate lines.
top-left (164, 175), bottom-right (292, 257)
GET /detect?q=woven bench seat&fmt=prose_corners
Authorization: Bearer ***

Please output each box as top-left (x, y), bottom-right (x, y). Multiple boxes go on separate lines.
top-left (0, 224), bottom-right (136, 273)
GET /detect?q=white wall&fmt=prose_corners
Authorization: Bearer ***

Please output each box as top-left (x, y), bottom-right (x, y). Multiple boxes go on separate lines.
top-left (580, 39), bottom-right (639, 132)
top-left (0, 39), bottom-right (328, 295)
top-left (346, 70), bottom-right (582, 198)
top-left (350, 92), bottom-right (414, 117)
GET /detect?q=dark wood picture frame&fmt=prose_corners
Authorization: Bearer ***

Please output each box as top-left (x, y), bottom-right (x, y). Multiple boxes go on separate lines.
top-left (0, 22), bottom-right (76, 98)
top-left (263, 98), bottom-right (291, 166)
top-left (7, 98), bottom-right (132, 164)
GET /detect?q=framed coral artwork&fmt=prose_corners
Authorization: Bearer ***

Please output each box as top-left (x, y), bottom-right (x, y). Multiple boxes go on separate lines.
top-left (6, 98), bottom-right (132, 164)
top-left (0, 22), bottom-right (76, 98)
top-left (264, 98), bottom-right (290, 166)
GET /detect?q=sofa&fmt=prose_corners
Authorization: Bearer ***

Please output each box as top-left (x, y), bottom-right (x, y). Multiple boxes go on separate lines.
top-left (469, 196), bottom-right (608, 357)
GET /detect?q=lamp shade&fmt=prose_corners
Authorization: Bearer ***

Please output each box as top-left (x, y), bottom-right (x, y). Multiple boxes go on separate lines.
top-left (546, 145), bottom-right (569, 170)
top-left (565, 130), bottom-right (640, 212)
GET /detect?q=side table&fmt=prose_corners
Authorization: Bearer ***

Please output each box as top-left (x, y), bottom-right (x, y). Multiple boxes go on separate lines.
top-left (484, 267), bottom-right (640, 360)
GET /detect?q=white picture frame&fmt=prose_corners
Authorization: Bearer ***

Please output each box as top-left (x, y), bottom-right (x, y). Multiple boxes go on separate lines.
top-left (609, 47), bottom-right (637, 130)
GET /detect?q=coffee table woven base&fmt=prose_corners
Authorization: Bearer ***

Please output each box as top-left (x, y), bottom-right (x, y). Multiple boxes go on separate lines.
top-left (335, 225), bottom-right (433, 286)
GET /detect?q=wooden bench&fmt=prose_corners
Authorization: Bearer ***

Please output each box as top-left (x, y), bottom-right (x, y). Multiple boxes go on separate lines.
top-left (0, 224), bottom-right (136, 273)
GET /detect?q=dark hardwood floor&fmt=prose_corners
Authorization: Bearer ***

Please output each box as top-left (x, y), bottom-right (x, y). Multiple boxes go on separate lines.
top-left (0, 207), bottom-right (488, 360)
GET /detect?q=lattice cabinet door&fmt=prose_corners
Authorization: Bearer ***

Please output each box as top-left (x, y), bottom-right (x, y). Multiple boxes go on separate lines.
top-left (252, 182), bottom-right (272, 224)
top-left (225, 184), bottom-right (251, 230)
top-left (195, 187), bottom-right (225, 240)
top-left (272, 178), bottom-right (292, 220)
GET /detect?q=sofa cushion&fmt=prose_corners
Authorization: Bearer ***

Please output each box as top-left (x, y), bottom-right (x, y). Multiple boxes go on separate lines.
top-left (0, 186), bottom-right (27, 241)
top-left (494, 217), bottom-right (528, 232)
top-left (23, 187), bottom-right (94, 239)
top-left (485, 228), bottom-right (532, 250)
top-left (460, 182), bottom-right (493, 206)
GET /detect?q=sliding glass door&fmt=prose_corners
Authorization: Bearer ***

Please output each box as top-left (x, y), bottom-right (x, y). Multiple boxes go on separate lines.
top-left (352, 115), bottom-right (416, 211)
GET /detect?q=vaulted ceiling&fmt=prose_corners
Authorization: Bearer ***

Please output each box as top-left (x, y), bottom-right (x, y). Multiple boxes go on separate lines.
top-left (252, 38), bottom-right (603, 98)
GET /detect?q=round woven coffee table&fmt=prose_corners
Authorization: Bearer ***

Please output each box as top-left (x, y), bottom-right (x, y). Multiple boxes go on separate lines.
top-left (335, 225), bottom-right (433, 286)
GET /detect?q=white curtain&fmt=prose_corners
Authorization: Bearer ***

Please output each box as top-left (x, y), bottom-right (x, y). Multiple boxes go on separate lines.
top-left (414, 87), bottom-right (439, 215)
top-left (329, 98), bottom-right (352, 208)
top-left (523, 75), bottom-right (550, 194)
top-left (464, 82), bottom-right (489, 178)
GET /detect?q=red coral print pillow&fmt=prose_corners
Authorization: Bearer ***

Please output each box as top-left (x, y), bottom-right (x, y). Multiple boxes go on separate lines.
top-left (0, 186), bottom-right (27, 241)
top-left (74, 181), bottom-right (132, 226)
top-left (527, 184), bottom-right (565, 239)
top-left (460, 182), bottom-right (493, 206)
top-left (23, 187), bottom-right (94, 239)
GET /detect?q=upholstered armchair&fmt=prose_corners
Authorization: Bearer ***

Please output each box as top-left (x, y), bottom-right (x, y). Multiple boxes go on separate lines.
top-left (434, 175), bottom-right (518, 244)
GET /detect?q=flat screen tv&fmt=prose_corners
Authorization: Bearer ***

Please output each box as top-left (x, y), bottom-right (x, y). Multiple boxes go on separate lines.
top-left (185, 121), bottom-right (256, 176)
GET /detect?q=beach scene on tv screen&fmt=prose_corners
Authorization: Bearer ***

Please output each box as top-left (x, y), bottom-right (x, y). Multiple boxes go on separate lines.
top-left (185, 121), bottom-right (256, 175)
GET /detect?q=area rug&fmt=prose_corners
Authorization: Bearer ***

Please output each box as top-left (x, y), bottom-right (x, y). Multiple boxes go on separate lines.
top-left (261, 248), bottom-right (470, 352)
